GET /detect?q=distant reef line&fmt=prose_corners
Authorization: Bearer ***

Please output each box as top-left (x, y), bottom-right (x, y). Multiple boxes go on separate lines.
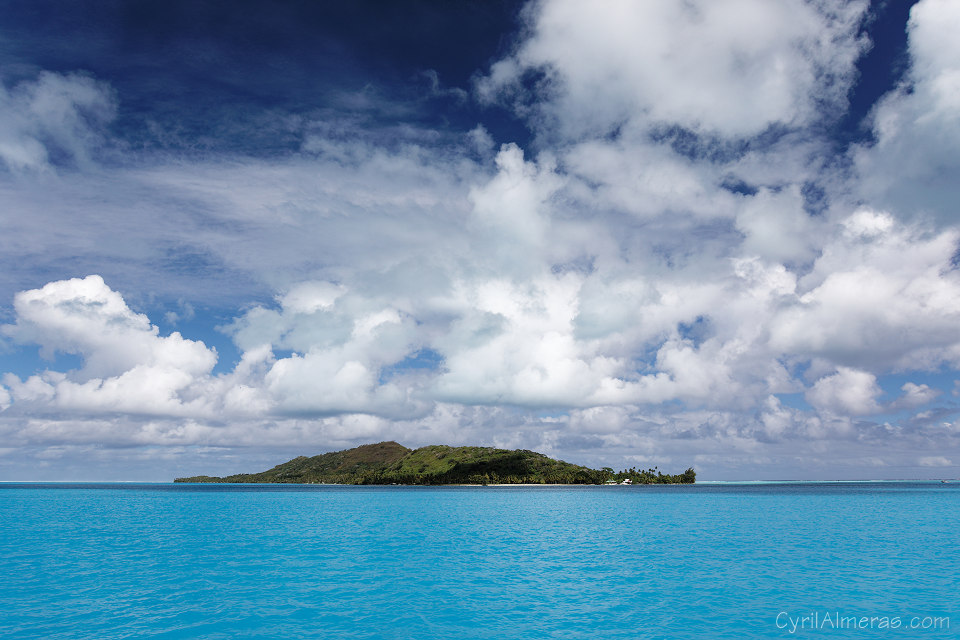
top-left (174, 442), bottom-right (696, 485)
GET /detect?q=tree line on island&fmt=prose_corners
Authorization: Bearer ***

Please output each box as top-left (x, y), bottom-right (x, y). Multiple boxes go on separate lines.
top-left (175, 442), bottom-right (696, 485)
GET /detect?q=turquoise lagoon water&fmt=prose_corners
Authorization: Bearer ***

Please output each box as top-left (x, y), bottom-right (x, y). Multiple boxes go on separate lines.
top-left (1, 482), bottom-right (957, 639)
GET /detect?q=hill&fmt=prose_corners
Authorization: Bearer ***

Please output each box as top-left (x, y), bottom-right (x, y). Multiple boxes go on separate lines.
top-left (175, 441), bottom-right (412, 484)
top-left (174, 441), bottom-right (696, 485)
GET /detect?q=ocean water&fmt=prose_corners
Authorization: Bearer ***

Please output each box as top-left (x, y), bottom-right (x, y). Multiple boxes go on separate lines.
top-left (1, 483), bottom-right (956, 639)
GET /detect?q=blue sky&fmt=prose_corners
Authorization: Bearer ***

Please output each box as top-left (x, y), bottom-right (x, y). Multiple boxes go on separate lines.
top-left (2, 0), bottom-right (960, 481)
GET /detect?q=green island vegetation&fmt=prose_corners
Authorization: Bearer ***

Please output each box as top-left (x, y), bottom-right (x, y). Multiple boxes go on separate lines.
top-left (174, 441), bottom-right (696, 485)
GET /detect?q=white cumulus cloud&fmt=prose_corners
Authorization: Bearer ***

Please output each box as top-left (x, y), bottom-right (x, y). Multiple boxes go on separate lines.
top-left (806, 367), bottom-right (882, 416)
top-left (894, 382), bottom-right (940, 410)
top-left (854, 0), bottom-right (960, 222)
top-left (2, 275), bottom-right (217, 416)
top-left (477, 0), bottom-right (867, 139)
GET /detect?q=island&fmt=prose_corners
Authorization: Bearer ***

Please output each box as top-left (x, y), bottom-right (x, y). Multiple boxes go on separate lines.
top-left (174, 441), bottom-right (696, 485)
